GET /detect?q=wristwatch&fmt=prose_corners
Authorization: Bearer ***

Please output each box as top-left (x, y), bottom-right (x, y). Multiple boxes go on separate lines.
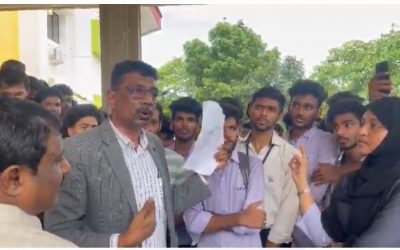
top-left (297, 188), bottom-right (311, 197)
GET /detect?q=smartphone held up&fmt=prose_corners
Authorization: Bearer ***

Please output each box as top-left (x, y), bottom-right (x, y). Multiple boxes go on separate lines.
top-left (375, 61), bottom-right (390, 80)
top-left (375, 61), bottom-right (391, 95)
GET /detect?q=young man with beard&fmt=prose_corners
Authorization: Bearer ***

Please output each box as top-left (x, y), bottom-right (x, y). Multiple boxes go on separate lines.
top-left (285, 80), bottom-right (340, 208)
top-left (166, 98), bottom-right (203, 247)
top-left (314, 99), bottom-right (367, 207)
top-left (236, 87), bottom-right (299, 247)
top-left (168, 97), bottom-right (202, 160)
top-left (184, 102), bottom-right (266, 247)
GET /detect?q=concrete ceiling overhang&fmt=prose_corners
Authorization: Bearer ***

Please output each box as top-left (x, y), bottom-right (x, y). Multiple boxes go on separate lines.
top-left (0, 4), bottom-right (162, 35)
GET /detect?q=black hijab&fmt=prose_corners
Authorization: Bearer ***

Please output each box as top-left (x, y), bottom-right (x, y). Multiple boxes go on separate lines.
top-left (322, 97), bottom-right (400, 245)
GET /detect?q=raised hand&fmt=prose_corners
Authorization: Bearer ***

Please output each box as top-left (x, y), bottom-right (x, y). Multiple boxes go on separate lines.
top-left (118, 199), bottom-right (156, 247)
top-left (368, 73), bottom-right (394, 102)
top-left (289, 145), bottom-right (309, 190)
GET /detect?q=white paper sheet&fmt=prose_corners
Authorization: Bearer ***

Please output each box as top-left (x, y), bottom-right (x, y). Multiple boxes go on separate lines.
top-left (183, 101), bottom-right (225, 176)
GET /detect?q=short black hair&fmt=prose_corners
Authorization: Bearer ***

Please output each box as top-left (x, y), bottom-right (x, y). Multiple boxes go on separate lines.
top-left (289, 80), bottom-right (327, 107)
top-left (169, 97), bottom-right (202, 120)
top-left (0, 96), bottom-right (61, 173)
top-left (327, 99), bottom-right (366, 124)
top-left (283, 112), bottom-right (292, 129)
top-left (62, 104), bottom-right (104, 137)
top-left (51, 84), bottom-right (73, 98)
top-left (35, 87), bottom-right (62, 104)
top-left (111, 60), bottom-right (158, 90)
top-left (327, 91), bottom-right (364, 106)
top-left (155, 103), bottom-right (163, 122)
top-left (28, 76), bottom-right (48, 93)
top-left (242, 121), bottom-right (251, 129)
top-left (0, 68), bottom-right (29, 88)
top-left (219, 97), bottom-right (243, 120)
top-left (160, 115), bottom-right (174, 140)
top-left (0, 59), bottom-right (26, 73)
top-left (220, 102), bottom-right (241, 124)
top-left (249, 86), bottom-right (286, 112)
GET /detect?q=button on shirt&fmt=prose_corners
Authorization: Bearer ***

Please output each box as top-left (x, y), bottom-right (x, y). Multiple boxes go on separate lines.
top-left (284, 127), bottom-right (340, 207)
top-left (183, 150), bottom-right (264, 247)
top-left (110, 122), bottom-right (166, 248)
top-left (236, 132), bottom-right (300, 244)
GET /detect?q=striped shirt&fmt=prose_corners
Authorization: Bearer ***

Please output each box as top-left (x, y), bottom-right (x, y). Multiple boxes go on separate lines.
top-left (164, 148), bottom-right (188, 186)
top-left (110, 122), bottom-right (166, 248)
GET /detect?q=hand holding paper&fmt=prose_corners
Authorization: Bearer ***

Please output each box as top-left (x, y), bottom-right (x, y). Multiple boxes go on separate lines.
top-left (183, 101), bottom-right (225, 176)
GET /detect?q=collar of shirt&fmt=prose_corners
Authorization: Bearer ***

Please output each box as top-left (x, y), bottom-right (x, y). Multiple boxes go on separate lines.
top-left (0, 204), bottom-right (42, 230)
top-left (238, 130), bottom-right (285, 153)
top-left (338, 150), bottom-right (365, 165)
top-left (230, 149), bottom-right (240, 163)
top-left (109, 120), bottom-right (149, 150)
top-left (167, 141), bottom-right (195, 160)
top-left (284, 127), bottom-right (318, 145)
top-left (337, 151), bottom-right (345, 165)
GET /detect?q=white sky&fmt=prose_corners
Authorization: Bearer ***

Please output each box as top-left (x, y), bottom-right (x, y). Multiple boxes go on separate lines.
top-left (141, 4), bottom-right (400, 76)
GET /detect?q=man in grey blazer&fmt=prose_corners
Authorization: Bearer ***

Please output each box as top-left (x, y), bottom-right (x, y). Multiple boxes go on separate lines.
top-left (44, 61), bottom-right (212, 247)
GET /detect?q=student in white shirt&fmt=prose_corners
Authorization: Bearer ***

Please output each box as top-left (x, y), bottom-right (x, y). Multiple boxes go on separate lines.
top-left (236, 86), bottom-right (299, 247)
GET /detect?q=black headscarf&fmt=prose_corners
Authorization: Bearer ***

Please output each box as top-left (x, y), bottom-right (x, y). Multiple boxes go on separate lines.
top-left (322, 97), bottom-right (400, 245)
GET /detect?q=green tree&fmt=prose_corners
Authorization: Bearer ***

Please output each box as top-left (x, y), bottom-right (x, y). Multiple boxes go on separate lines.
top-left (157, 58), bottom-right (193, 117)
top-left (183, 20), bottom-right (281, 104)
top-left (277, 55), bottom-right (305, 95)
top-left (311, 24), bottom-right (400, 98)
top-left (157, 20), bottom-right (305, 115)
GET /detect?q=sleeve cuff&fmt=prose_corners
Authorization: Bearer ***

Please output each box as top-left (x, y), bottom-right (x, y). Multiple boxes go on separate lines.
top-left (184, 209), bottom-right (213, 235)
top-left (110, 234), bottom-right (120, 248)
top-left (296, 204), bottom-right (332, 246)
top-left (267, 229), bottom-right (293, 244)
top-left (232, 225), bottom-right (260, 235)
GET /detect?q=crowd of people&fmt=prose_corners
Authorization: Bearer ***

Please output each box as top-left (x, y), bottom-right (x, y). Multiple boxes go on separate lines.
top-left (0, 58), bottom-right (399, 248)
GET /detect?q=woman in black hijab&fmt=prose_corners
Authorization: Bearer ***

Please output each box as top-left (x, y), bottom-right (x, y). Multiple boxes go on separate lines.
top-left (291, 97), bottom-right (400, 247)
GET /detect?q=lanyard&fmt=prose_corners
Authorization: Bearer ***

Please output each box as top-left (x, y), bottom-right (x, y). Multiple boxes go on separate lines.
top-left (246, 135), bottom-right (275, 164)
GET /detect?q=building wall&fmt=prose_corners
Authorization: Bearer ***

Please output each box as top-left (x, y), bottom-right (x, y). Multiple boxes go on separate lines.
top-left (18, 10), bottom-right (48, 79)
top-left (0, 11), bottom-right (19, 63)
top-left (1, 7), bottom-right (159, 105)
top-left (1, 9), bottom-right (102, 102)
top-left (44, 9), bottom-right (101, 102)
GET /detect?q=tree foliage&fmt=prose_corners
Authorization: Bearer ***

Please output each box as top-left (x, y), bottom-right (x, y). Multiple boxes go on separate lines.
top-left (311, 24), bottom-right (400, 98)
top-left (183, 21), bottom-right (281, 103)
top-left (157, 58), bottom-right (191, 116)
top-left (158, 21), bottom-right (400, 115)
top-left (157, 20), bottom-right (305, 114)
top-left (276, 55), bottom-right (305, 96)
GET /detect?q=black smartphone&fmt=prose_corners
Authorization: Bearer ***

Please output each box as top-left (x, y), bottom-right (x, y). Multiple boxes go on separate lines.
top-left (375, 61), bottom-right (390, 80)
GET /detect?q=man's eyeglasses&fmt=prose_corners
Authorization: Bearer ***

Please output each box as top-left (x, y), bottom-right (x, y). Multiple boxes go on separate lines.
top-left (116, 86), bottom-right (158, 99)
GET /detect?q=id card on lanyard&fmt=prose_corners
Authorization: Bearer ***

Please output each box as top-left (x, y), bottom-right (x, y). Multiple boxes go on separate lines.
top-left (245, 136), bottom-right (275, 165)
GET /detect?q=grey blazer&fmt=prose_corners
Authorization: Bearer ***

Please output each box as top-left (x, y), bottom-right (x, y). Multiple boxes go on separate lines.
top-left (44, 120), bottom-right (210, 247)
